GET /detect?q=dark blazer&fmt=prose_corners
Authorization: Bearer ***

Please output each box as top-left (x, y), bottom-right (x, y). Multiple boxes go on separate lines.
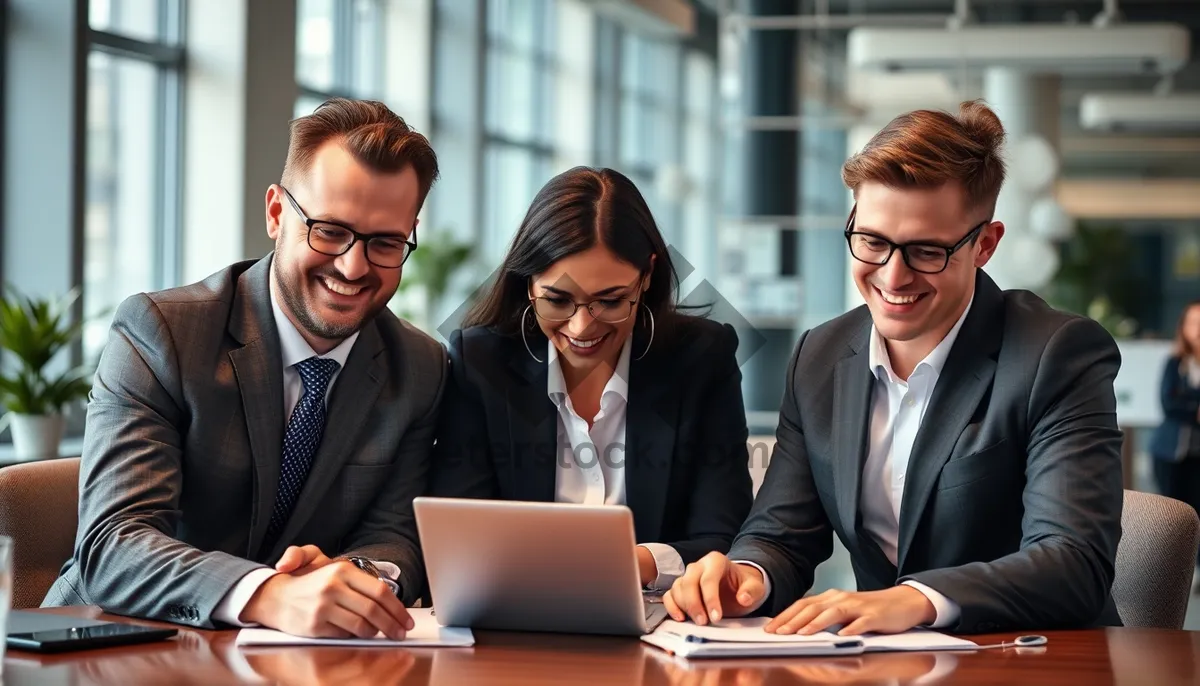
top-left (728, 271), bottom-right (1125, 634)
top-left (429, 316), bottom-right (753, 564)
top-left (1149, 356), bottom-right (1200, 462)
top-left (43, 255), bottom-right (447, 626)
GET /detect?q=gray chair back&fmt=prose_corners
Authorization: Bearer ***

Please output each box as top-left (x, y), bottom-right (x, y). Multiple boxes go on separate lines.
top-left (1112, 489), bottom-right (1200, 629)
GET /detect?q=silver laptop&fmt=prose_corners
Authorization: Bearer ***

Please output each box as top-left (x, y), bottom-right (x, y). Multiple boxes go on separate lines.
top-left (414, 497), bottom-right (669, 636)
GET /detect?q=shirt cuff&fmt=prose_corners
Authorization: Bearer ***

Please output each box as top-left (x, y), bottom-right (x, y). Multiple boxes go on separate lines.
top-left (212, 567), bottom-right (278, 627)
top-left (731, 560), bottom-right (772, 613)
top-left (638, 543), bottom-right (685, 591)
top-left (374, 560), bottom-right (401, 581)
top-left (901, 580), bottom-right (960, 628)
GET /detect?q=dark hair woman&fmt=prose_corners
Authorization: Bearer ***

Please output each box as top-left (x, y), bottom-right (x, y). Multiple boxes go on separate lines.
top-left (429, 167), bottom-right (753, 590)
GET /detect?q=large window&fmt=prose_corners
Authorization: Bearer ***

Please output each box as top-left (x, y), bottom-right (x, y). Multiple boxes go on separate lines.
top-left (296, 0), bottom-right (388, 116)
top-left (617, 33), bottom-right (683, 244)
top-left (84, 0), bottom-right (184, 360)
top-left (480, 0), bottom-right (594, 263)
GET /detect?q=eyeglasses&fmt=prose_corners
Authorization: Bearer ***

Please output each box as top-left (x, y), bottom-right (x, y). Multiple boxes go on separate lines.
top-left (281, 186), bottom-right (417, 268)
top-left (530, 295), bottom-right (640, 323)
top-left (844, 204), bottom-right (988, 275)
top-left (529, 277), bottom-right (645, 324)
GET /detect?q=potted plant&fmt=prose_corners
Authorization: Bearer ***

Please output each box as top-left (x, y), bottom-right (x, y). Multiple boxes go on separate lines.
top-left (392, 231), bottom-right (475, 335)
top-left (0, 287), bottom-right (93, 461)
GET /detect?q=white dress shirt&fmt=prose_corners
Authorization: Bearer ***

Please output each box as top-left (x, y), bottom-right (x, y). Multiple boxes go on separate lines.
top-left (740, 298), bottom-right (973, 627)
top-left (547, 337), bottom-right (685, 591)
top-left (212, 280), bottom-right (381, 626)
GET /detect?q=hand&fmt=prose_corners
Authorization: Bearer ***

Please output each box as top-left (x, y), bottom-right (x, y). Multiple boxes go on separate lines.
top-left (663, 552), bottom-right (766, 625)
top-left (275, 545), bottom-right (334, 574)
top-left (765, 586), bottom-right (936, 636)
top-left (241, 559), bottom-right (414, 639)
top-left (637, 546), bottom-right (658, 587)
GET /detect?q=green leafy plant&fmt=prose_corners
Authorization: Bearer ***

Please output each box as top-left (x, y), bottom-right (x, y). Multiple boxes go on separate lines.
top-left (0, 287), bottom-right (93, 415)
top-left (394, 231), bottom-right (476, 329)
top-left (1044, 222), bottom-right (1143, 338)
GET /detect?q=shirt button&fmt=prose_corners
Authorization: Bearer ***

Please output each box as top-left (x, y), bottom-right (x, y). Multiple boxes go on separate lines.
top-left (904, 397), bottom-right (915, 407)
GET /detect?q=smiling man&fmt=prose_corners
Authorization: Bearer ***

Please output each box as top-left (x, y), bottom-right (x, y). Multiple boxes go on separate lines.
top-left (664, 100), bottom-right (1125, 635)
top-left (44, 99), bottom-right (447, 639)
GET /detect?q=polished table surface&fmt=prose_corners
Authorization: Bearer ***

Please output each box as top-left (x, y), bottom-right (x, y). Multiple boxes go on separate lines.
top-left (4, 607), bottom-right (1199, 685)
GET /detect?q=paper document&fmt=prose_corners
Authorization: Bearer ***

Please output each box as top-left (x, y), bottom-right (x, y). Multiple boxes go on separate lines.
top-left (642, 618), bottom-right (977, 659)
top-left (236, 608), bottom-right (474, 648)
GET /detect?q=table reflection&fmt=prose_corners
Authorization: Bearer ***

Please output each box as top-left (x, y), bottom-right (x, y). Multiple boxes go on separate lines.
top-left (642, 648), bottom-right (960, 686)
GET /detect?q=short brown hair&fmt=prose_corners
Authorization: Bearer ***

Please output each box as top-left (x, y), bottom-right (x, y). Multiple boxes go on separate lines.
top-left (282, 98), bottom-right (439, 209)
top-left (842, 99), bottom-right (1007, 216)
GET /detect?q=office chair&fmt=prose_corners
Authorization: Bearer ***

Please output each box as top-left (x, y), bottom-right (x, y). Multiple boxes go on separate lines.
top-left (1112, 489), bottom-right (1200, 629)
top-left (0, 457), bottom-right (80, 608)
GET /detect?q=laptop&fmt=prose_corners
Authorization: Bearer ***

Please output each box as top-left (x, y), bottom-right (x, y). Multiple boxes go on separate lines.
top-left (414, 497), bottom-right (669, 636)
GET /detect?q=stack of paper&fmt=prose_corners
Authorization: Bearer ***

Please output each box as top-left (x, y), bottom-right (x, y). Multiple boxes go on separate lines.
top-left (235, 608), bottom-right (474, 648)
top-left (642, 618), bottom-right (977, 659)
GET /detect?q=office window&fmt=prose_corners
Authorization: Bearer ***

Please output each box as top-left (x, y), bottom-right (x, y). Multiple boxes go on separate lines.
top-left (681, 53), bottom-right (720, 279)
top-left (84, 0), bottom-right (184, 360)
top-left (296, 0), bottom-right (387, 116)
top-left (480, 0), bottom-right (556, 262)
top-left (618, 32), bottom-right (682, 243)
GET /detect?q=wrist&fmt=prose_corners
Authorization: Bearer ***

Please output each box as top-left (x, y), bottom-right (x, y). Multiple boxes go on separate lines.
top-left (636, 547), bottom-right (657, 586)
top-left (241, 573), bottom-right (287, 625)
top-left (899, 585), bottom-right (937, 625)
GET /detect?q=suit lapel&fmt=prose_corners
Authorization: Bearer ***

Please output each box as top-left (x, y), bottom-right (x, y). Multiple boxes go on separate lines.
top-left (268, 321), bottom-right (387, 560)
top-left (832, 324), bottom-right (874, 557)
top-left (625, 331), bottom-right (677, 544)
top-left (895, 273), bottom-right (1003, 572)
top-left (227, 256), bottom-right (285, 561)
top-left (506, 345), bottom-right (557, 502)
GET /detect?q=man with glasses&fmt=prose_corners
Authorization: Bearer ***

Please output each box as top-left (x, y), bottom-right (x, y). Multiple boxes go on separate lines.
top-left (665, 100), bottom-right (1124, 635)
top-left (45, 99), bottom-right (446, 640)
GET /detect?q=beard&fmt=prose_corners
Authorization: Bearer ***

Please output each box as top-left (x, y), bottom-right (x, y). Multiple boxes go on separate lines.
top-left (274, 258), bottom-right (387, 341)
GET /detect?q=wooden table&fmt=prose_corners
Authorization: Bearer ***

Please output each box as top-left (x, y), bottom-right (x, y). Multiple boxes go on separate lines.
top-left (4, 607), bottom-right (1198, 685)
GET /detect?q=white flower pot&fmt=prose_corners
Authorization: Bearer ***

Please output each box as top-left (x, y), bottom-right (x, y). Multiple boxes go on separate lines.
top-left (9, 413), bottom-right (65, 461)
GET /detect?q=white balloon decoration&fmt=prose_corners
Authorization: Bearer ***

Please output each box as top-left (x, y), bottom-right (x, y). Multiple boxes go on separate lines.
top-left (1001, 235), bottom-right (1061, 290)
top-left (1008, 135), bottom-right (1059, 195)
top-left (1028, 197), bottom-right (1074, 242)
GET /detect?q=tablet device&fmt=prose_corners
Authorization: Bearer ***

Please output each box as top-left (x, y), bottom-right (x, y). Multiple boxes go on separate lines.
top-left (5, 610), bottom-right (178, 653)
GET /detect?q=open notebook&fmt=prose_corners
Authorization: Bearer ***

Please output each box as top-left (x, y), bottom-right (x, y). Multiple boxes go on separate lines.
top-left (642, 618), bottom-right (978, 659)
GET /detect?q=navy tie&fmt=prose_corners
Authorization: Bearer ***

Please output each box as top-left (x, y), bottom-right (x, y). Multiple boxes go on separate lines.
top-left (266, 356), bottom-right (341, 546)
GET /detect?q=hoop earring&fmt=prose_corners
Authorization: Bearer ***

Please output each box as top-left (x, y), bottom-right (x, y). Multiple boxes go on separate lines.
top-left (520, 305), bottom-right (544, 363)
top-left (635, 305), bottom-right (655, 361)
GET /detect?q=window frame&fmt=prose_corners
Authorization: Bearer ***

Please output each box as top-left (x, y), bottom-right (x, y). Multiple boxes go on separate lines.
top-left (84, 0), bottom-right (186, 353)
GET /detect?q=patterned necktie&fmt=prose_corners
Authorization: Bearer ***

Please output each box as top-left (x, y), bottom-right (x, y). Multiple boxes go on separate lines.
top-left (265, 356), bottom-right (341, 547)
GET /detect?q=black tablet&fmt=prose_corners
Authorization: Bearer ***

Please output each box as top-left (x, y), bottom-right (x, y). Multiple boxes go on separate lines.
top-left (5, 611), bottom-right (178, 653)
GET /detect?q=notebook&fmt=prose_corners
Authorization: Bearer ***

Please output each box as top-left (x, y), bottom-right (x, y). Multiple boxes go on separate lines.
top-left (641, 617), bottom-right (978, 659)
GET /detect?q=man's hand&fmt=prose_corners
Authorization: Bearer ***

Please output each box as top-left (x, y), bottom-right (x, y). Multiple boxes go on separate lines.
top-left (764, 586), bottom-right (935, 636)
top-left (663, 552), bottom-right (767, 625)
top-left (274, 545), bottom-right (334, 574)
top-left (241, 559), bottom-right (413, 639)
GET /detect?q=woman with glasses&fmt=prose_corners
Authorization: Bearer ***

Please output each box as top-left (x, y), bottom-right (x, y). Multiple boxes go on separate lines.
top-left (429, 167), bottom-right (753, 590)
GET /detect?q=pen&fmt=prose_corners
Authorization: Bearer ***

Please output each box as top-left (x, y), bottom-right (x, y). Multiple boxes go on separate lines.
top-left (676, 633), bottom-right (862, 649)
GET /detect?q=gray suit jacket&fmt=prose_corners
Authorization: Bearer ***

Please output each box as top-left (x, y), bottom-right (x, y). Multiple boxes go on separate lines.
top-left (728, 271), bottom-right (1124, 633)
top-left (43, 255), bottom-right (447, 627)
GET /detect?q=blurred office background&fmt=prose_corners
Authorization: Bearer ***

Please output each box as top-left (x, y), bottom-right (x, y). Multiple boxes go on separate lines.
top-left (3, 0), bottom-right (1200, 622)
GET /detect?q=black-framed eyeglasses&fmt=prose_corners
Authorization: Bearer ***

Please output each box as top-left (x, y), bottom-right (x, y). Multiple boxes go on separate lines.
top-left (529, 275), bottom-right (645, 324)
top-left (281, 186), bottom-right (417, 268)
top-left (844, 204), bottom-right (988, 275)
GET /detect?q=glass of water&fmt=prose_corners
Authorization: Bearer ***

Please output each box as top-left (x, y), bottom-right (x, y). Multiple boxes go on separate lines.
top-left (0, 535), bottom-right (11, 667)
